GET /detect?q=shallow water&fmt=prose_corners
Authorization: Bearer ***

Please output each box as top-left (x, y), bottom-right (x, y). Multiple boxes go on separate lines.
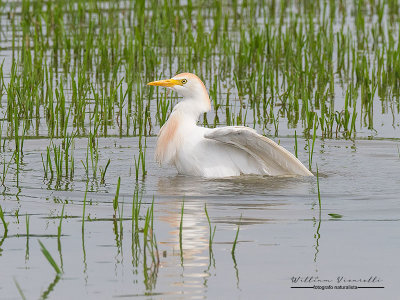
top-left (1, 0), bottom-right (400, 299)
top-left (1, 137), bottom-right (399, 299)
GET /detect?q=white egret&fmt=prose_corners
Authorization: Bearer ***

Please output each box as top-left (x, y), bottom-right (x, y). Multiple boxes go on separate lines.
top-left (147, 73), bottom-right (313, 178)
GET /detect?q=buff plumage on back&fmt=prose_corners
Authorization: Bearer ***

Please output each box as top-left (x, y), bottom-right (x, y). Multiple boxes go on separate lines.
top-left (155, 114), bottom-right (181, 165)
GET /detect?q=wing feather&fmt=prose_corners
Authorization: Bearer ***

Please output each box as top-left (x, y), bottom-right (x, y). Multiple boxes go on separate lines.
top-left (204, 127), bottom-right (313, 176)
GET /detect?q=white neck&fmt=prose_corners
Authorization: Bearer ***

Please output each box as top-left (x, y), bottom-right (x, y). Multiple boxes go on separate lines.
top-left (172, 101), bottom-right (202, 124)
top-left (172, 94), bottom-right (211, 125)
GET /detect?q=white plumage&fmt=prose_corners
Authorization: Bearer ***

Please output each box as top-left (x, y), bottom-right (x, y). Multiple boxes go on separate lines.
top-left (147, 73), bottom-right (313, 178)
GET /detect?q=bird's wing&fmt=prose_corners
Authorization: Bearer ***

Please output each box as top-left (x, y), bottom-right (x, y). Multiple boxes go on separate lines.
top-left (204, 126), bottom-right (313, 176)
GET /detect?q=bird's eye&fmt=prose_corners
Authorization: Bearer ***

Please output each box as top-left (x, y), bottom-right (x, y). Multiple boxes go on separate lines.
top-left (181, 79), bottom-right (187, 84)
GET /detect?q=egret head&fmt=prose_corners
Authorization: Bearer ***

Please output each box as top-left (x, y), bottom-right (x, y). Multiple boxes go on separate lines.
top-left (147, 73), bottom-right (211, 111)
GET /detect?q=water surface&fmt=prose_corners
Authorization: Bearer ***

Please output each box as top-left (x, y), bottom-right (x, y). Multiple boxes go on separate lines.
top-left (1, 137), bottom-right (399, 299)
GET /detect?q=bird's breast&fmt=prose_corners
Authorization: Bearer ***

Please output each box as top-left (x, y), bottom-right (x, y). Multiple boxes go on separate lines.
top-left (155, 114), bottom-right (181, 165)
top-left (155, 113), bottom-right (201, 165)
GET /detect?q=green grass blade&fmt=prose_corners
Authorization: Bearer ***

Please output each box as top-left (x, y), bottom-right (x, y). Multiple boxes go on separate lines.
top-left (38, 240), bottom-right (62, 275)
top-left (13, 278), bottom-right (26, 300)
top-left (231, 214), bottom-right (242, 255)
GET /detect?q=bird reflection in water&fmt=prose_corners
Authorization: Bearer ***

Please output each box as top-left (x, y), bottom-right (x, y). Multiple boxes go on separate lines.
top-left (155, 173), bottom-right (314, 292)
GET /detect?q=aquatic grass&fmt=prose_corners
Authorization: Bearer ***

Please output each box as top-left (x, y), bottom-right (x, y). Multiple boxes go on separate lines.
top-left (0, 206), bottom-right (7, 251)
top-left (82, 217), bottom-right (87, 276)
top-left (179, 199), bottom-right (184, 265)
top-left (134, 143), bottom-right (147, 181)
top-left (40, 273), bottom-right (61, 300)
top-left (82, 183), bottom-right (88, 231)
top-left (0, 0), bottom-right (399, 292)
top-left (314, 165), bottom-right (322, 262)
top-left (0, 0), bottom-right (397, 148)
top-left (204, 204), bottom-right (216, 253)
top-left (52, 143), bottom-right (64, 183)
top-left (25, 214), bottom-right (30, 238)
top-left (132, 186), bottom-right (142, 236)
top-left (114, 202), bottom-right (125, 249)
top-left (328, 213), bottom-right (342, 219)
top-left (231, 214), bottom-right (242, 256)
top-left (42, 138), bottom-right (75, 184)
top-left (150, 197), bottom-right (155, 239)
top-left (316, 166), bottom-right (321, 210)
top-left (0, 121), bottom-right (3, 152)
top-left (100, 158), bottom-right (111, 184)
top-left (1, 152), bottom-right (15, 187)
top-left (81, 146), bottom-right (89, 179)
top-left (142, 233), bottom-right (160, 290)
top-left (25, 214), bottom-right (30, 261)
top-left (143, 199), bottom-right (157, 263)
top-left (58, 204), bottom-right (65, 240)
top-left (41, 153), bottom-right (49, 179)
top-left (38, 240), bottom-right (62, 275)
top-left (152, 233), bottom-right (160, 265)
top-left (14, 278), bottom-right (26, 300)
top-left (88, 132), bottom-right (99, 179)
top-left (113, 177), bottom-right (121, 218)
top-left (57, 203), bottom-right (65, 271)
top-left (179, 199), bottom-right (184, 246)
top-left (62, 132), bottom-right (75, 179)
top-left (14, 209), bottom-right (20, 223)
top-left (157, 91), bottom-right (171, 127)
top-left (0, 59), bottom-right (4, 101)
top-left (308, 116), bottom-right (318, 171)
top-left (131, 186), bottom-right (142, 268)
top-left (0, 205), bottom-right (8, 235)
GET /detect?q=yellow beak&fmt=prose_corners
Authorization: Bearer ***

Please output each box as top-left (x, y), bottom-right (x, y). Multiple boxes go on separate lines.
top-left (147, 78), bottom-right (182, 87)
